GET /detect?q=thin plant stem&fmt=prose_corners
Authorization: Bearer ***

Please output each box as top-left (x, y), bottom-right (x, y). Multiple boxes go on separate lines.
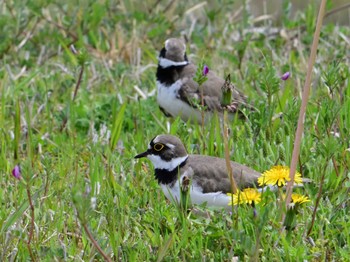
top-left (324, 3), bottom-right (350, 19)
top-left (73, 63), bottom-right (85, 102)
top-left (223, 111), bottom-right (238, 194)
top-left (284, 0), bottom-right (327, 216)
top-left (26, 242), bottom-right (36, 261)
top-left (307, 164), bottom-right (327, 236)
top-left (82, 223), bottom-right (112, 262)
top-left (200, 85), bottom-right (205, 148)
top-left (26, 186), bottom-right (36, 261)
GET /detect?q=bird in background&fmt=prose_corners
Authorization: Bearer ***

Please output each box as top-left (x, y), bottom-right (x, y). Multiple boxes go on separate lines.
top-left (156, 38), bottom-right (255, 124)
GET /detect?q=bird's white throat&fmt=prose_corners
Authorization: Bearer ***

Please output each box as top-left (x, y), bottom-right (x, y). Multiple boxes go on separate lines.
top-left (147, 154), bottom-right (188, 171)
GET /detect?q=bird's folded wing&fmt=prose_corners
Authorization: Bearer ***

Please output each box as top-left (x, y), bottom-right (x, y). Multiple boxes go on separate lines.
top-left (178, 78), bottom-right (224, 112)
top-left (178, 74), bottom-right (254, 114)
top-left (186, 155), bottom-right (261, 194)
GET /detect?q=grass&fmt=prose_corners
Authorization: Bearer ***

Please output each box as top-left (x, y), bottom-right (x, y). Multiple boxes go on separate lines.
top-left (1, 0), bottom-right (349, 260)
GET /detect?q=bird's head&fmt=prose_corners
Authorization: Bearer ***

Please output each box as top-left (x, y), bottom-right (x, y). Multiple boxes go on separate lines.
top-left (158, 38), bottom-right (189, 68)
top-left (135, 134), bottom-right (188, 171)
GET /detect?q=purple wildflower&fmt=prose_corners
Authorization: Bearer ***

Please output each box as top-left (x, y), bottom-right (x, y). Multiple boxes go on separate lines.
top-left (281, 72), bottom-right (290, 81)
top-left (12, 165), bottom-right (21, 180)
top-left (202, 65), bottom-right (209, 76)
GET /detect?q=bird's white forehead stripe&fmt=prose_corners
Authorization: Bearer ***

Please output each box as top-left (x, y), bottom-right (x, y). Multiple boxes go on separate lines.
top-left (158, 57), bottom-right (189, 68)
top-left (153, 135), bottom-right (160, 143)
top-left (165, 39), bottom-right (170, 50)
top-left (165, 143), bottom-right (175, 149)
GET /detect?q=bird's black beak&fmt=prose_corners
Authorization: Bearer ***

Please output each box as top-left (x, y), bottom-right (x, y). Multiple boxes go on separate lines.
top-left (134, 150), bottom-right (149, 159)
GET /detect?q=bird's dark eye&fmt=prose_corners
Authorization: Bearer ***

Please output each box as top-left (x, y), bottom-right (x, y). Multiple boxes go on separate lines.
top-left (153, 143), bottom-right (164, 151)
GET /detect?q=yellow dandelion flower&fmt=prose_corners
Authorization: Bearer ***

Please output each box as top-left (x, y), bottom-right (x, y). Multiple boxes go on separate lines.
top-left (258, 165), bottom-right (303, 187)
top-left (227, 188), bottom-right (261, 206)
top-left (291, 193), bottom-right (310, 204)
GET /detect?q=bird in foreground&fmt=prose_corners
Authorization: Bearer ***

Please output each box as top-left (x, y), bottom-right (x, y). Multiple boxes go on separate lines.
top-left (134, 134), bottom-right (261, 208)
top-left (156, 38), bottom-right (254, 124)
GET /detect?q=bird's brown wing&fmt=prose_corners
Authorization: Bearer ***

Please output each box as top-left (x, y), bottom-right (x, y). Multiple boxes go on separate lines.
top-left (177, 65), bottom-right (254, 115)
top-left (178, 80), bottom-right (223, 112)
top-left (184, 155), bottom-right (261, 194)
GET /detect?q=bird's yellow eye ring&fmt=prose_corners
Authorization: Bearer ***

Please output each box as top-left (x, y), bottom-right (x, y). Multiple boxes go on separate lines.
top-left (153, 143), bottom-right (164, 151)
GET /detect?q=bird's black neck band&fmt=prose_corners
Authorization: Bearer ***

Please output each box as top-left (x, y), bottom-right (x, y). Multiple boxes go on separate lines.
top-left (154, 158), bottom-right (187, 184)
top-left (156, 65), bottom-right (186, 86)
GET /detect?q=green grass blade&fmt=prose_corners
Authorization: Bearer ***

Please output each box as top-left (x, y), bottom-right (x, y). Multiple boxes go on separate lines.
top-left (110, 103), bottom-right (126, 151)
top-left (13, 99), bottom-right (20, 160)
top-left (156, 233), bottom-right (174, 262)
top-left (1, 189), bottom-right (41, 234)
